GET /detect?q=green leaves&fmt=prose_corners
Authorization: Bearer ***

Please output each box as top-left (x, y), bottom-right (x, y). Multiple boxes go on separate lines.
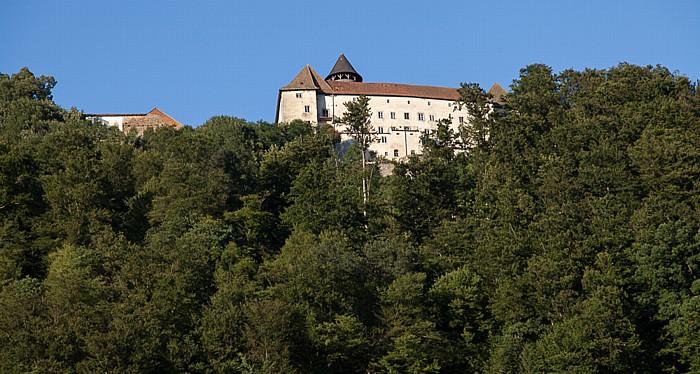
top-left (1, 63), bottom-right (699, 372)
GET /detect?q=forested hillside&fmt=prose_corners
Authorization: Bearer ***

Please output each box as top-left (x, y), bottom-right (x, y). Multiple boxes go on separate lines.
top-left (1, 64), bottom-right (699, 373)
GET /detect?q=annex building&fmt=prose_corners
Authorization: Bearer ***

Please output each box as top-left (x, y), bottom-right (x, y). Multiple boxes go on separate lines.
top-left (86, 107), bottom-right (184, 135)
top-left (276, 54), bottom-right (506, 160)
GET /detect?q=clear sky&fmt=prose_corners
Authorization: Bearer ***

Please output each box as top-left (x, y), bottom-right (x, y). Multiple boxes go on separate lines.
top-left (2, 0), bottom-right (698, 127)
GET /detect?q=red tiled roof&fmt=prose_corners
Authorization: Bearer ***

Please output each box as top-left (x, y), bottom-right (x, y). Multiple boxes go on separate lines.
top-left (327, 81), bottom-right (460, 101)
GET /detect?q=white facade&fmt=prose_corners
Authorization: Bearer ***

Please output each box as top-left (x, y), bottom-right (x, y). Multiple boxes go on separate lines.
top-left (279, 91), bottom-right (468, 159)
top-left (90, 115), bottom-right (126, 131)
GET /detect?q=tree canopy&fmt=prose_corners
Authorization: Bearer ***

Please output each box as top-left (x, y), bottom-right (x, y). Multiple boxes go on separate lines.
top-left (1, 64), bottom-right (699, 373)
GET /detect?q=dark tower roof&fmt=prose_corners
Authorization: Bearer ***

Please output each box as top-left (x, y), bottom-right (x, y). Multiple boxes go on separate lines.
top-left (325, 54), bottom-right (363, 82)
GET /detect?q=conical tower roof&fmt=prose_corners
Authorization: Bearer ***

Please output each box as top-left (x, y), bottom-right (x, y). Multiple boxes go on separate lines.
top-left (325, 54), bottom-right (363, 82)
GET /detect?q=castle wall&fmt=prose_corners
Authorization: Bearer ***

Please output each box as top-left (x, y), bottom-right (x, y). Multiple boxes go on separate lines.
top-left (318, 93), bottom-right (469, 160)
top-left (278, 90), bottom-right (318, 123)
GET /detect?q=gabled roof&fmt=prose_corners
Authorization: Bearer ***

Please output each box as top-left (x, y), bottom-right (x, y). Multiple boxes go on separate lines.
top-left (487, 82), bottom-right (507, 105)
top-left (281, 64), bottom-right (332, 92)
top-left (327, 81), bottom-right (460, 101)
top-left (325, 54), bottom-right (363, 82)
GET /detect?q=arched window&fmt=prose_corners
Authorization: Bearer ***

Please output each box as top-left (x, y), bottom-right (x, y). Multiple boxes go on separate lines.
top-left (394, 149), bottom-right (399, 157)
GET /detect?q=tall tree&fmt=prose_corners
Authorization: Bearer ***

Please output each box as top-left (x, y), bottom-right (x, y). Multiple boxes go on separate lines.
top-left (337, 95), bottom-right (376, 220)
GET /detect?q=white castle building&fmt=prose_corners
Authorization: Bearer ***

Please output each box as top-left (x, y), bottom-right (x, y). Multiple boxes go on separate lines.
top-left (276, 54), bottom-right (505, 160)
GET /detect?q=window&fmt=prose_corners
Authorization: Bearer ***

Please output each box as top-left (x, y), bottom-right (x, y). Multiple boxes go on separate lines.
top-left (384, 152), bottom-right (389, 156)
top-left (322, 109), bottom-right (329, 117)
top-left (429, 114), bottom-right (435, 122)
top-left (410, 150), bottom-right (416, 155)
top-left (296, 93), bottom-right (302, 98)
top-left (404, 113), bottom-right (410, 120)
top-left (378, 126), bottom-right (384, 134)
top-left (378, 111), bottom-right (384, 119)
top-left (418, 113), bottom-right (424, 121)
top-left (407, 100), bottom-right (411, 104)
top-left (387, 99), bottom-right (390, 103)
top-left (304, 105), bottom-right (310, 113)
top-left (380, 136), bottom-right (387, 143)
top-left (394, 149), bottom-right (399, 157)
top-left (428, 101), bottom-right (431, 106)
top-left (424, 129), bottom-right (431, 135)
top-left (459, 116), bottom-right (464, 124)
top-left (390, 112), bottom-right (396, 119)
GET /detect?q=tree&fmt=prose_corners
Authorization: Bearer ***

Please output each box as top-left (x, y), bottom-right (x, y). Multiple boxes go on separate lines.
top-left (337, 95), bottom-right (376, 221)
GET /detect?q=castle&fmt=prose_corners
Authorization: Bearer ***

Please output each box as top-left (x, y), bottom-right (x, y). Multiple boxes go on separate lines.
top-left (276, 54), bottom-right (505, 160)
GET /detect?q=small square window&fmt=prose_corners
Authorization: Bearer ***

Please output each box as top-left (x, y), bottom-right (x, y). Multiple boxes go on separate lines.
top-left (390, 112), bottom-right (396, 120)
top-left (378, 111), bottom-right (384, 119)
top-left (410, 150), bottom-right (416, 155)
top-left (296, 93), bottom-right (302, 98)
top-left (418, 113), bottom-right (424, 121)
top-left (404, 113), bottom-right (409, 120)
top-left (384, 152), bottom-right (389, 156)
top-left (304, 105), bottom-right (310, 113)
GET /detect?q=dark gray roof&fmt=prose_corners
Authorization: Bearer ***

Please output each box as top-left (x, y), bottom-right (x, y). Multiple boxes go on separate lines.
top-left (325, 54), bottom-right (363, 82)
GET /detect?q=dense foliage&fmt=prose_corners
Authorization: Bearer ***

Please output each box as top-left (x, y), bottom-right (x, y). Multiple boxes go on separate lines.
top-left (1, 64), bottom-right (699, 373)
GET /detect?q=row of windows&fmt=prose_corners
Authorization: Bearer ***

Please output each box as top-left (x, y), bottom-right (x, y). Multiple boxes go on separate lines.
top-left (382, 96), bottom-right (455, 108)
top-left (383, 149), bottom-right (416, 157)
top-left (377, 111), bottom-right (446, 122)
top-left (305, 105), bottom-right (463, 124)
top-left (377, 127), bottom-right (433, 135)
top-left (297, 94), bottom-right (450, 108)
top-left (303, 106), bottom-right (330, 117)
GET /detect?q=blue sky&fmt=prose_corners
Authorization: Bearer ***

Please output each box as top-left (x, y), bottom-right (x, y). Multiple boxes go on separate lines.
top-left (2, 0), bottom-right (698, 126)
